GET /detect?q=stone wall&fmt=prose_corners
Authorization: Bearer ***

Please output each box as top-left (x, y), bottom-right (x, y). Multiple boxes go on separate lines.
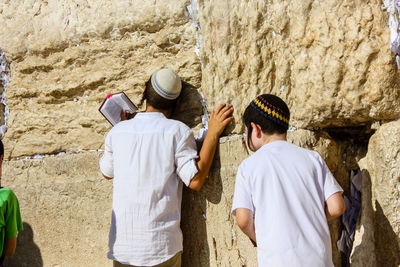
top-left (3, 152), bottom-right (111, 266)
top-left (199, 0), bottom-right (400, 132)
top-left (0, 0), bottom-right (399, 267)
top-left (352, 121), bottom-right (400, 267)
top-left (0, 0), bottom-right (202, 158)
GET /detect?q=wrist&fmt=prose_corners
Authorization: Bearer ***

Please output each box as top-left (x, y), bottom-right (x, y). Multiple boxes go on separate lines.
top-left (205, 131), bottom-right (220, 142)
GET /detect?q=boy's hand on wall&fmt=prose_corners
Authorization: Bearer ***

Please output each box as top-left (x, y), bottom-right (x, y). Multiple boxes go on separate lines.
top-left (189, 103), bottom-right (234, 191)
top-left (208, 103), bottom-right (234, 137)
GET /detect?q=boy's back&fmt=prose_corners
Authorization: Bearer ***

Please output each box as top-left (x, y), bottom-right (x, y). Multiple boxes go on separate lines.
top-left (232, 140), bottom-right (342, 267)
top-left (100, 112), bottom-right (198, 265)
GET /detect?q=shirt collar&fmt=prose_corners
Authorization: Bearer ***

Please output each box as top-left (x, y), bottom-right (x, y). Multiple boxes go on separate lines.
top-left (260, 140), bottom-right (288, 150)
top-left (135, 112), bottom-right (166, 119)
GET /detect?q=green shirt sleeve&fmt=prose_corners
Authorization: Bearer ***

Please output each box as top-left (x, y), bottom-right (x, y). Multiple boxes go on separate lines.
top-left (5, 190), bottom-right (23, 239)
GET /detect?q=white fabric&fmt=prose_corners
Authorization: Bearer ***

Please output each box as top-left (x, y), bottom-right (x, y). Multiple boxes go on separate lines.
top-left (100, 112), bottom-right (198, 266)
top-left (151, 69), bottom-right (182, 100)
top-left (232, 141), bottom-right (343, 267)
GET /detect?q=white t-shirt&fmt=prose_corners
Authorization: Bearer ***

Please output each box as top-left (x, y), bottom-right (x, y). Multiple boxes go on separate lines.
top-left (232, 141), bottom-right (343, 267)
top-left (99, 112), bottom-right (198, 266)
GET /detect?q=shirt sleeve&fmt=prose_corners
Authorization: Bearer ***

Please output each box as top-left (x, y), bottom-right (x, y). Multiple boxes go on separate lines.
top-left (175, 128), bottom-right (198, 186)
top-left (99, 132), bottom-right (114, 178)
top-left (320, 156), bottom-right (343, 201)
top-left (5, 190), bottom-right (23, 239)
top-left (232, 164), bottom-right (254, 216)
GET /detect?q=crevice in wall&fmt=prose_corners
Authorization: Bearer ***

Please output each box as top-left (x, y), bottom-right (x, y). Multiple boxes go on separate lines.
top-left (187, 0), bottom-right (202, 62)
top-left (325, 125), bottom-right (375, 146)
top-left (0, 48), bottom-right (10, 138)
top-left (212, 236), bottom-right (218, 261)
top-left (321, 125), bottom-right (376, 266)
top-left (383, 0), bottom-right (400, 68)
top-left (187, 0), bottom-right (210, 146)
top-left (12, 148), bottom-right (104, 161)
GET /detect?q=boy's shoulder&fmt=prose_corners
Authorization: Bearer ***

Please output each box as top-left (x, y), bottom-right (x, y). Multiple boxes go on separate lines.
top-left (0, 188), bottom-right (18, 205)
top-left (278, 141), bottom-right (323, 159)
top-left (240, 141), bottom-right (323, 169)
top-left (166, 118), bottom-right (193, 140)
top-left (0, 187), bottom-right (14, 197)
top-left (165, 117), bottom-right (190, 129)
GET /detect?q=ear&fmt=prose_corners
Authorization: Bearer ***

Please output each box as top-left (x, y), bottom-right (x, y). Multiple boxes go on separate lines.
top-left (250, 122), bottom-right (262, 138)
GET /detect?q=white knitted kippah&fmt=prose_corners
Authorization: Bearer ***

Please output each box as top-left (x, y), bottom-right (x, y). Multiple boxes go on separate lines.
top-left (151, 69), bottom-right (182, 100)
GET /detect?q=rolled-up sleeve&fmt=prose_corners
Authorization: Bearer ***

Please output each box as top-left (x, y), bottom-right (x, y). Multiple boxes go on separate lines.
top-left (99, 132), bottom-right (114, 178)
top-left (175, 129), bottom-right (198, 186)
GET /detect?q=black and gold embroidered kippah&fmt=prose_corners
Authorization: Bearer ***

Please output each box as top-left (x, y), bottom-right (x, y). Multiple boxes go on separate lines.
top-left (250, 95), bottom-right (290, 128)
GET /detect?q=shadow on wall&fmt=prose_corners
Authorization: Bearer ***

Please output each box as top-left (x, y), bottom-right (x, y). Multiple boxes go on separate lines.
top-left (374, 201), bottom-right (400, 266)
top-left (172, 81), bottom-right (204, 129)
top-left (181, 146), bottom-right (223, 267)
top-left (176, 81), bottom-right (215, 266)
top-left (351, 170), bottom-right (400, 267)
top-left (5, 222), bottom-right (43, 267)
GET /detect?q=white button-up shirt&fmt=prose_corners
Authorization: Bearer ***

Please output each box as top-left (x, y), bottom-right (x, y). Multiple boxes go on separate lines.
top-left (100, 112), bottom-right (198, 266)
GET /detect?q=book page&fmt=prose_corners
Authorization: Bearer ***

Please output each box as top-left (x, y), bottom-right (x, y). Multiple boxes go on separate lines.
top-left (114, 93), bottom-right (137, 113)
top-left (100, 97), bottom-right (122, 125)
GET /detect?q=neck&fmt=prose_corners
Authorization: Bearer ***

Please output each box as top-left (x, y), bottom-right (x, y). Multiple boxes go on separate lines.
top-left (262, 132), bottom-right (287, 146)
top-left (145, 105), bottom-right (170, 118)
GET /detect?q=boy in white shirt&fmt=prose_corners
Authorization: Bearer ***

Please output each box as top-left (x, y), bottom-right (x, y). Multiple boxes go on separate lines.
top-left (232, 94), bottom-right (346, 267)
top-left (100, 69), bottom-right (233, 267)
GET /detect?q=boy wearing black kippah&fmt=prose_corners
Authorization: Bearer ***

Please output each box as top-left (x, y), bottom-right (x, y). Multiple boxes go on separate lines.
top-left (232, 94), bottom-right (346, 267)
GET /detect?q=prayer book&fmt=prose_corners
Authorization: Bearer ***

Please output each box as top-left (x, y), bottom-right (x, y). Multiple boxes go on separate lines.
top-left (99, 92), bottom-right (137, 126)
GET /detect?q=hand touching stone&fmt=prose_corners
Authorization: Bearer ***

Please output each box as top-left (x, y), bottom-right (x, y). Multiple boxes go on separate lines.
top-left (207, 103), bottom-right (234, 137)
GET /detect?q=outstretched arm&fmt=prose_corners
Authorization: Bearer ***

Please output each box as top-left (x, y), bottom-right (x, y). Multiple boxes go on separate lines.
top-left (325, 192), bottom-right (346, 221)
top-left (188, 104), bottom-right (234, 191)
top-left (235, 208), bottom-right (257, 244)
top-left (3, 236), bottom-right (17, 258)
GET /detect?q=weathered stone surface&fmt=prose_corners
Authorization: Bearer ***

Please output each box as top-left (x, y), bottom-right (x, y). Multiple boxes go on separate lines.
top-left (0, 1), bottom-right (398, 266)
top-left (353, 121), bottom-right (400, 266)
top-left (199, 0), bottom-right (400, 132)
top-left (2, 151), bottom-right (112, 267)
top-left (0, 0), bottom-right (202, 158)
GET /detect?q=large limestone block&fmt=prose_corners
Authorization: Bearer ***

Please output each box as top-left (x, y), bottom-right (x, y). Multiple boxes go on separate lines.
top-left (199, 0), bottom-right (400, 132)
top-left (356, 121), bottom-right (400, 266)
top-left (0, 1), bottom-right (193, 60)
top-left (2, 151), bottom-right (113, 267)
top-left (0, 0), bottom-right (202, 158)
top-left (182, 132), bottom-right (353, 266)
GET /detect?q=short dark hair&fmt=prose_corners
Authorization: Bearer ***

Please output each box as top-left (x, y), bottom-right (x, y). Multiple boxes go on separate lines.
top-left (143, 79), bottom-right (179, 111)
top-left (243, 94), bottom-right (290, 145)
top-left (0, 140), bottom-right (3, 156)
